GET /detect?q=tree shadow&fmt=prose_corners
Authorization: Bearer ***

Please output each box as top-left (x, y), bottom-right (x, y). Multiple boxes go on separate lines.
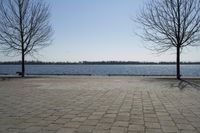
top-left (173, 79), bottom-right (200, 90)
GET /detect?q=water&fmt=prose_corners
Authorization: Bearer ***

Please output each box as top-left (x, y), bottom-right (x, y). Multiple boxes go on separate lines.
top-left (0, 64), bottom-right (199, 76)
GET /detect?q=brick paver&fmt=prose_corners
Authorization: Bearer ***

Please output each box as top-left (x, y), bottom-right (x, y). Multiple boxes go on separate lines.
top-left (0, 76), bottom-right (200, 133)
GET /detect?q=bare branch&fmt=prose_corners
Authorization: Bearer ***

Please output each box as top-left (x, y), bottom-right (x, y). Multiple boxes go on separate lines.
top-left (0, 0), bottom-right (53, 77)
top-left (0, 0), bottom-right (53, 56)
top-left (136, 0), bottom-right (200, 53)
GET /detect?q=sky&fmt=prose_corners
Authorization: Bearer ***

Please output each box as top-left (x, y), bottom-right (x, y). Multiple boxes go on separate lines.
top-left (0, 0), bottom-right (200, 62)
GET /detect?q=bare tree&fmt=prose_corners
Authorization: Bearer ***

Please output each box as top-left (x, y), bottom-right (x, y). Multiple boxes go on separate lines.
top-left (0, 0), bottom-right (53, 77)
top-left (136, 0), bottom-right (200, 79)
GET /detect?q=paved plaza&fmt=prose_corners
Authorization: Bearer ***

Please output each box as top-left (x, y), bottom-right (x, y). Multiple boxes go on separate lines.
top-left (0, 76), bottom-right (200, 133)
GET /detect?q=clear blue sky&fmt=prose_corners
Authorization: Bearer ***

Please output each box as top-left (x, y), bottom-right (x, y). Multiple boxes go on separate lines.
top-left (1, 0), bottom-right (200, 62)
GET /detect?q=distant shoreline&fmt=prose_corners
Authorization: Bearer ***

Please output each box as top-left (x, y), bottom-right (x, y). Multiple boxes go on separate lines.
top-left (0, 61), bottom-right (200, 65)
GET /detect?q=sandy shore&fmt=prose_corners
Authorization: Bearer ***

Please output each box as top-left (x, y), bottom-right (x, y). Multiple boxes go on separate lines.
top-left (0, 76), bottom-right (200, 132)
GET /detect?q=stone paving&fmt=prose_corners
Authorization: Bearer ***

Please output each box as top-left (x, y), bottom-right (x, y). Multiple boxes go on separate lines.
top-left (0, 76), bottom-right (200, 133)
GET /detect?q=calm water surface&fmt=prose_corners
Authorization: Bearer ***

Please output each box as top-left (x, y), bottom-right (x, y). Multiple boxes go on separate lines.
top-left (0, 64), bottom-right (199, 76)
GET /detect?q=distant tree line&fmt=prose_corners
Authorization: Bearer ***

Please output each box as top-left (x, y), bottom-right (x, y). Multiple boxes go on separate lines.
top-left (0, 61), bottom-right (200, 65)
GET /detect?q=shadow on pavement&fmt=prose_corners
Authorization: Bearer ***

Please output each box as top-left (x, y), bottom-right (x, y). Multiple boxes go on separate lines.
top-left (177, 79), bottom-right (200, 90)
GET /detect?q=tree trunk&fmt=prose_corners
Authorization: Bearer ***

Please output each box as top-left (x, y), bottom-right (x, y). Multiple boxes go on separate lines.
top-left (21, 49), bottom-right (25, 77)
top-left (176, 46), bottom-right (181, 80)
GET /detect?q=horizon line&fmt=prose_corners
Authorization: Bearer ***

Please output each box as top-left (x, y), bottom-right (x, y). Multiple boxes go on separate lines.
top-left (1, 60), bottom-right (200, 64)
